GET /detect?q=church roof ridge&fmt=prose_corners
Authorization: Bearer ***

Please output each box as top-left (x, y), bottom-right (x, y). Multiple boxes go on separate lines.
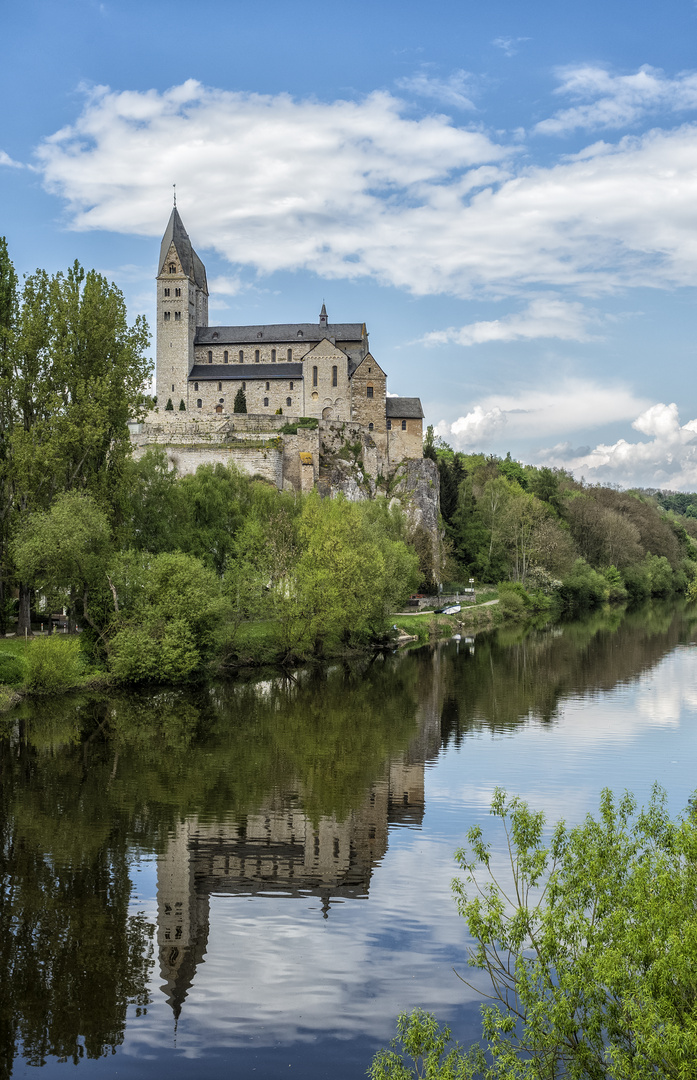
top-left (195, 322), bottom-right (365, 345)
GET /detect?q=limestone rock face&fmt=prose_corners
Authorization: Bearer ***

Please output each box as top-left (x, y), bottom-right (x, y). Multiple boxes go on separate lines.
top-left (388, 457), bottom-right (440, 536)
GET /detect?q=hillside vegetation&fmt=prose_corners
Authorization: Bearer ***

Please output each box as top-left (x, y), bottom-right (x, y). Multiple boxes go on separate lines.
top-left (427, 428), bottom-right (697, 617)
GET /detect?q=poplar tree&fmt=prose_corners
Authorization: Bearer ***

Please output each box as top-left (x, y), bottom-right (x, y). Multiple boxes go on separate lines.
top-left (0, 245), bottom-right (151, 633)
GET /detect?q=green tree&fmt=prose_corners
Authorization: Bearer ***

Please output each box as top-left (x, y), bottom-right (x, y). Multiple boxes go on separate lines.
top-left (12, 490), bottom-right (113, 634)
top-left (373, 786), bottom-right (697, 1080)
top-left (106, 550), bottom-right (230, 682)
top-left (233, 387), bottom-right (247, 413)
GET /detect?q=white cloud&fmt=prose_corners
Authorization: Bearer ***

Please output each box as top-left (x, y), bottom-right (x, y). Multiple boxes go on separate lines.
top-left (537, 402), bottom-right (697, 488)
top-left (34, 81), bottom-right (697, 298)
top-left (0, 150), bottom-right (23, 168)
top-left (449, 405), bottom-right (506, 445)
top-left (420, 298), bottom-right (593, 346)
top-left (396, 69), bottom-right (478, 110)
top-left (439, 378), bottom-right (650, 448)
top-left (536, 64), bottom-right (697, 136)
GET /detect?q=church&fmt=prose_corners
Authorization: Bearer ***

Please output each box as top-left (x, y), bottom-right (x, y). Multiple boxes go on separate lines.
top-left (155, 207), bottom-right (424, 464)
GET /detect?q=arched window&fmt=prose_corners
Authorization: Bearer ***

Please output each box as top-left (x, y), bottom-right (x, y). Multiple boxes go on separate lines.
top-left (224, 351), bottom-right (228, 363)
top-left (174, 311), bottom-right (181, 321)
top-left (169, 263), bottom-right (176, 273)
top-left (287, 348), bottom-right (292, 361)
top-left (265, 381), bottom-right (270, 390)
top-left (289, 381), bottom-right (294, 390)
top-left (194, 382), bottom-right (199, 391)
top-left (208, 350), bottom-right (213, 363)
top-left (368, 422), bottom-right (374, 431)
top-left (242, 381), bottom-right (246, 391)
top-left (271, 349), bottom-right (276, 362)
top-left (402, 419), bottom-right (407, 430)
top-left (164, 288), bottom-right (170, 297)
top-left (367, 385), bottom-right (374, 398)
top-left (197, 398), bottom-right (202, 408)
top-left (286, 397), bottom-right (291, 407)
top-left (386, 419), bottom-right (392, 430)
top-left (297, 330), bottom-right (303, 337)
top-left (175, 287), bottom-right (181, 297)
top-left (239, 350), bottom-right (244, 362)
top-left (312, 366), bottom-right (318, 387)
top-left (263, 397), bottom-right (269, 407)
top-left (332, 365), bottom-right (337, 387)
top-left (218, 382), bottom-right (222, 391)
top-left (163, 311), bottom-right (170, 321)
top-left (255, 349), bottom-right (260, 362)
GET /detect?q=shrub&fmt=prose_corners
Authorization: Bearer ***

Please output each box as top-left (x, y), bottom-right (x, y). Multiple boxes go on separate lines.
top-left (109, 618), bottom-right (199, 684)
top-left (497, 582), bottom-right (528, 620)
top-left (178, 399), bottom-right (186, 411)
top-left (0, 652), bottom-right (26, 685)
top-left (165, 397), bottom-right (174, 411)
top-left (558, 558), bottom-right (608, 613)
top-left (26, 635), bottom-right (84, 692)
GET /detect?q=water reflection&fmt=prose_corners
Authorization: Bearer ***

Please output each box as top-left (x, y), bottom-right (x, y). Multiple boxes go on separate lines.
top-left (1, 601), bottom-right (696, 1077)
top-left (157, 755), bottom-right (430, 1017)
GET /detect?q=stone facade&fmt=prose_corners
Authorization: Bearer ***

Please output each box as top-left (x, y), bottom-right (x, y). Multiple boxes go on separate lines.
top-left (153, 208), bottom-right (424, 468)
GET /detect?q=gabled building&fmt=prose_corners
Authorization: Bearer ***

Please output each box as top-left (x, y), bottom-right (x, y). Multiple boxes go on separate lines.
top-left (156, 208), bottom-right (424, 462)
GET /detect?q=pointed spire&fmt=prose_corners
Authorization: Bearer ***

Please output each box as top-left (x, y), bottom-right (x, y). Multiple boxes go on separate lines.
top-left (319, 302), bottom-right (328, 329)
top-left (158, 206), bottom-right (208, 293)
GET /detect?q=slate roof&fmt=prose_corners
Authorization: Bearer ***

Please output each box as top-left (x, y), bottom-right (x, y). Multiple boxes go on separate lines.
top-left (195, 323), bottom-right (364, 345)
top-left (188, 363), bottom-right (303, 381)
top-left (386, 397), bottom-right (424, 419)
top-left (159, 208), bottom-right (208, 292)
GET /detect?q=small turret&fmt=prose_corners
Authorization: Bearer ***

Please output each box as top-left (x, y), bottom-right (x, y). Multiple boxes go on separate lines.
top-left (319, 302), bottom-right (328, 330)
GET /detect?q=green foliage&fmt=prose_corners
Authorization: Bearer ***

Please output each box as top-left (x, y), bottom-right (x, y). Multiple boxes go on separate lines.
top-left (369, 1010), bottom-right (470, 1080)
top-left (106, 550), bottom-right (229, 683)
top-left (26, 635), bottom-right (84, 691)
top-left (280, 416), bottom-right (319, 434)
top-left (165, 397), bottom-right (174, 410)
top-left (375, 786), bottom-right (697, 1080)
top-left (233, 387), bottom-right (247, 413)
top-left (557, 558), bottom-right (609, 613)
top-left (12, 490), bottom-right (113, 630)
top-left (0, 651), bottom-right (26, 685)
top-left (178, 398), bottom-right (186, 410)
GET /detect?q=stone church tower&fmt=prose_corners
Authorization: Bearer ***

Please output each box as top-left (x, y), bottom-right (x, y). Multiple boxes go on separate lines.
top-left (156, 207), bottom-right (208, 409)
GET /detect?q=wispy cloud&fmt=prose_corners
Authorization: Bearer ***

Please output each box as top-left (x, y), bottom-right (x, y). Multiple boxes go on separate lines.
top-left (419, 298), bottom-right (594, 346)
top-left (396, 69), bottom-right (478, 110)
top-left (536, 64), bottom-right (697, 135)
top-left (0, 150), bottom-right (24, 169)
top-left (492, 37), bottom-right (529, 58)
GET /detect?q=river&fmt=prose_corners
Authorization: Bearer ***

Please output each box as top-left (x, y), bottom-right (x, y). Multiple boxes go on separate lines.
top-left (2, 601), bottom-right (697, 1079)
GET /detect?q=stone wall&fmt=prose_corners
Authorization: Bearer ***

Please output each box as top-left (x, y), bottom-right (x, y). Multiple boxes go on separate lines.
top-left (387, 417), bottom-right (423, 463)
top-left (300, 341), bottom-right (351, 420)
top-left (350, 355), bottom-right (387, 433)
top-left (187, 375), bottom-right (301, 417)
top-left (134, 440), bottom-right (284, 487)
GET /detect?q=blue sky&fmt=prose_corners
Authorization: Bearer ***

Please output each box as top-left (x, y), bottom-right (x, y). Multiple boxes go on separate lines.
top-left (5, 0), bottom-right (697, 487)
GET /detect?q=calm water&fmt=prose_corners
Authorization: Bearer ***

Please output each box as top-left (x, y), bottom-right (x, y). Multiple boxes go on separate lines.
top-left (2, 602), bottom-right (697, 1079)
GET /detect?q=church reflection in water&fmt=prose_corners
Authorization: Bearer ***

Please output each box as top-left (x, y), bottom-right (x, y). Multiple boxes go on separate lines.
top-left (156, 707), bottom-right (441, 1018)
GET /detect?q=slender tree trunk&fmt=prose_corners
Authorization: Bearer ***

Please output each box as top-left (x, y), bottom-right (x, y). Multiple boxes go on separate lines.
top-left (17, 583), bottom-right (31, 636)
